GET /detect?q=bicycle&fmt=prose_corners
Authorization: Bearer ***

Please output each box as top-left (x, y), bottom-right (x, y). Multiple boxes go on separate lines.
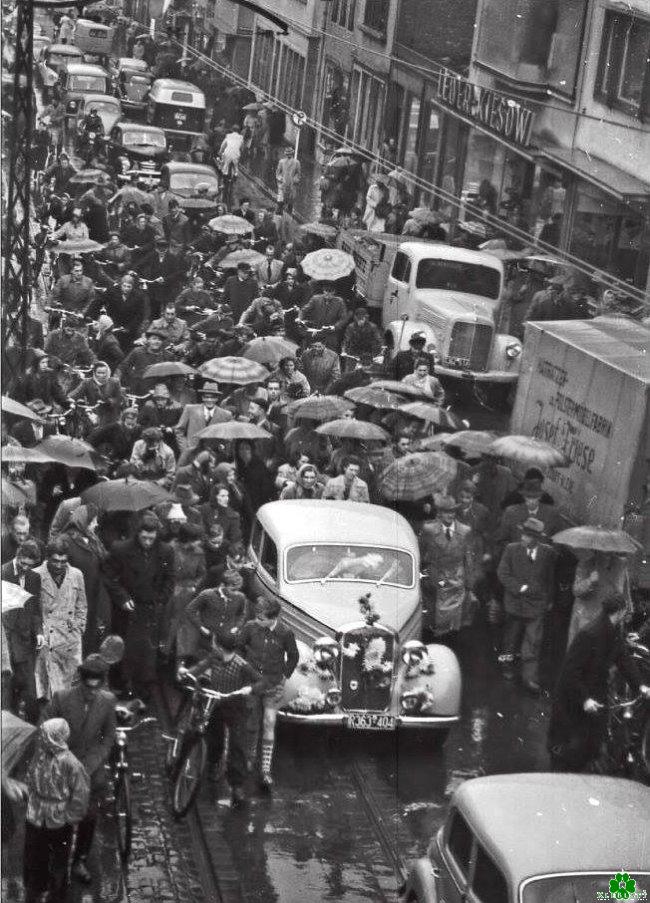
top-left (164, 672), bottom-right (246, 818)
top-left (109, 702), bottom-right (158, 862)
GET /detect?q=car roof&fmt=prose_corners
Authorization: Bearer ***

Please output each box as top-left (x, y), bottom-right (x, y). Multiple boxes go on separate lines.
top-left (453, 774), bottom-right (650, 885)
top-left (151, 78), bottom-right (203, 92)
top-left (118, 121), bottom-right (163, 132)
top-left (63, 62), bottom-right (108, 74)
top-left (256, 500), bottom-right (418, 550)
top-left (398, 242), bottom-right (504, 273)
top-left (47, 43), bottom-right (83, 54)
top-left (162, 162), bottom-right (217, 174)
top-left (83, 93), bottom-right (119, 103)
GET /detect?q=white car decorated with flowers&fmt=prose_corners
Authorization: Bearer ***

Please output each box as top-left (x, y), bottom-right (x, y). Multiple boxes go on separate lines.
top-left (249, 501), bottom-right (461, 736)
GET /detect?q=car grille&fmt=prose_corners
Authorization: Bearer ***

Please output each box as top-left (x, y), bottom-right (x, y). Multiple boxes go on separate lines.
top-left (339, 625), bottom-right (395, 712)
top-left (447, 322), bottom-right (492, 371)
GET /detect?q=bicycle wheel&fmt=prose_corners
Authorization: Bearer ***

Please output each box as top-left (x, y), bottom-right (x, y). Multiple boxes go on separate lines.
top-left (172, 736), bottom-right (207, 818)
top-left (113, 770), bottom-right (133, 862)
top-left (165, 693), bottom-right (193, 775)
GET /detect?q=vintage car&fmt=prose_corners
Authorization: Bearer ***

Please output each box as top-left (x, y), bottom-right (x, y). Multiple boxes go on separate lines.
top-left (249, 500), bottom-right (461, 735)
top-left (73, 93), bottom-right (122, 134)
top-left (60, 62), bottom-right (111, 127)
top-left (401, 773), bottom-right (650, 902)
top-left (39, 42), bottom-right (83, 76)
top-left (112, 58), bottom-right (153, 119)
top-left (146, 78), bottom-right (206, 151)
top-left (159, 161), bottom-right (220, 213)
top-left (73, 19), bottom-right (114, 55)
top-left (105, 121), bottom-right (168, 184)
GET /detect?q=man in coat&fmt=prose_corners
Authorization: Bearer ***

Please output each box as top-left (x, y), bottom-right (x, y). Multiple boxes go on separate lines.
top-left (323, 457), bottom-right (370, 503)
top-left (93, 273), bottom-right (150, 352)
top-left (299, 286), bottom-right (349, 351)
top-left (137, 238), bottom-right (188, 319)
top-left (222, 263), bottom-right (260, 322)
top-left (548, 595), bottom-right (650, 771)
top-left (115, 327), bottom-right (171, 395)
top-left (174, 383), bottom-right (225, 465)
top-left (102, 513), bottom-right (175, 699)
top-left (497, 517), bottom-right (557, 694)
top-left (419, 496), bottom-right (476, 637)
top-left (46, 653), bottom-right (117, 884)
top-left (389, 332), bottom-right (436, 381)
top-left (50, 258), bottom-right (96, 315)
top-left (1, 539), bottom-right (43, 721)
top-left (299, 341), bottom-right (341, 394)
top-left (254, 245), bottom-right (284, 288)
top-left (495, 480), bottom-right (561, 555)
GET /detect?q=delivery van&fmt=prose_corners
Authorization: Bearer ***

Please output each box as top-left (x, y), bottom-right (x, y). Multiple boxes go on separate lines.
top-left (511, 316), bottom-right (650, 589)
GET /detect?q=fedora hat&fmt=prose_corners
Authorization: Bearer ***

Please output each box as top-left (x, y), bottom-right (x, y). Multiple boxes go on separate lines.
top-left (436, 495), bottom-right (458, 512)
top-left (520, 479), bottom-right (543, 499)
top-left (519, 517), bottom-right (545, 536)
top-left (198, 382), bottom-right (221, 396)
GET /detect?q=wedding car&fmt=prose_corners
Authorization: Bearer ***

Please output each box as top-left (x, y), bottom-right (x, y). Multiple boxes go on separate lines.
top-left (249, 500), bottom-right (461, 736)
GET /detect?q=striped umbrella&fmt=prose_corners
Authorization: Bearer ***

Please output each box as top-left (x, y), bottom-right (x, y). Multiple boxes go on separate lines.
top-left (315, 419), bottom-right (389, 441)
top-left (378, 452), bottom-right (457, 501)
top-left (219, 249), bottom-right (266, 269)
top-left (208, 214), bottom-right (254, 235)
top-left (399, 402), bottom-right (464, 430)
top-left (2, 445), bottom-right (56, 465)
top-left (442, 430), bottom-right (500, 458)
top-left (197, 421), bottom-right (271, 442)
top-left (242, 336), bottom-right (298, 367)
top-left (199, 356), bottom-right (269, 385)
top-left (286, 395), bottom-right (354, 422)
top-left (300, 248), bottom-right (355, 281)
top-left (345, 386), bottom-right (406, 411)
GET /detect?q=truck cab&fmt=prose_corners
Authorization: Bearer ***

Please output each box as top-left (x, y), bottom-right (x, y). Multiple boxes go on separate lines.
top-left (383, 242), bottom-right (522, 397)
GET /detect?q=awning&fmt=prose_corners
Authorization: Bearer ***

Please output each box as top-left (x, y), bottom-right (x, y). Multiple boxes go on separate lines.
top-left (536, 145), bottom-right (650, 203)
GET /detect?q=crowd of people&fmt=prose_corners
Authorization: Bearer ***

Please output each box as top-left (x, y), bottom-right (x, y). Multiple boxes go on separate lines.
top-left (1, 16), bottom-right (649, 900)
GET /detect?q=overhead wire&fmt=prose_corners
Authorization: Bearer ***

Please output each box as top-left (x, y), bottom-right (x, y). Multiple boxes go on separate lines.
top-left (132, 17), bottom-right (649, 309)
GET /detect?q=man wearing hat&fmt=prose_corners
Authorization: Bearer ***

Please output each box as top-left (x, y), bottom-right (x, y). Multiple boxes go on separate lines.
top-left (139, 382), bottom-right (183, 438)
top-left (496, 479), bottom-right (561, 552)
top-left (174, 451), bottom-right (217, 504)
top-left (46, 653), bottom-right (116, 884)
top-left (175, 383), bottom-right (224, 465)
top-left (138, 238), bottom-right (189, 320)
top-left (342, 305), bottom-right (383, 363)
top-left (50, 257), bottom-right (96, 316)
top-left (222, 262), bottom-right (260, 323)
top-left (419, 496), bottom-right (476, 636)
top-left (130, 426), bottom-right (176, 487)
top-left (526, 274), bottom-right (570, 322)
top-left (497, 517), bottom-right (557, 693)
top-left (51, 205), bottom-right (89, 243)
top-left (115, 326), bottom-right (171, 394)
top-left (299, 284), bottom-right (349, 352)
top-left (389, 331), bottom-right (437, 381)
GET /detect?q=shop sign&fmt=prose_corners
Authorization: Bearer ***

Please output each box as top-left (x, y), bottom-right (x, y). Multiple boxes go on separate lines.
top-left (436, 69), bottom-right (535, 148)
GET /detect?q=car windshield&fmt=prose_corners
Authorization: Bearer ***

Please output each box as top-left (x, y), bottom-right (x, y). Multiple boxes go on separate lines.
top-left (122, 130), bottom-right (166, 147)
top-left (169, 172), bottom-right (219, 194)
top-left (88, 99), bottom-right (118, 111)
top-left (285, 545), bottom-right (413, 587)
top-left (522, 874), bottom-right (649, 902)
top-left (69, 75), bottom-right (107, 92)
top-left (415, 259), bottom-right (501, 299)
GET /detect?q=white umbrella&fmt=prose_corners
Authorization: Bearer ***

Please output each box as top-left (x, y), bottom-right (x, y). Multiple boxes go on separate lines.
top-left (2, 580), bottom-right (31, 613)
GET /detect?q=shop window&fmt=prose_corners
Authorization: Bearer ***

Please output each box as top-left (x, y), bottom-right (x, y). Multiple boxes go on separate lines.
top-left (472, 845), bottom-right (508, 903)
top-left (363, 0), bottom-right (388, 35)
top-left (351, 68), bottom-right (385, 152)
top-left (446, 809), bottom-right (472, 878)
top-left (401, 94), bottom-right (420, 173)
top-left (323, 63), bottom-right (350, 136)
top-left (595, 11), bottom-right (650, 119)
top-left (330, 0), bottom-right (356, 30)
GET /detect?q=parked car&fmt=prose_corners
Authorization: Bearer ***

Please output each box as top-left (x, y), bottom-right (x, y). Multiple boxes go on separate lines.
top-left (249, 500), bottom-right (461, 736)
top-left (401, 773), bottom-right (650, 902)
top-left (105, 121), bottom-right (168, 184)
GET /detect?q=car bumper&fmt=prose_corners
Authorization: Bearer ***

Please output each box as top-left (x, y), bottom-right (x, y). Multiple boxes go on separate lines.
top-left (436, 366), bottom-right (519, 384)
top-left (278, 711), bottom-right (459, 729)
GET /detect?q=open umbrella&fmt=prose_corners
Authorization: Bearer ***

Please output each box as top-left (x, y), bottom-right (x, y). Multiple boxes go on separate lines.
top-left (51, 238), bottom-right (106, 255)
top-left (415, 433), bottom-right (455, 451)
top-left (35, 436), bottom-right (97, 470)
top-left (442, 430), bottom-right (500, 458)
top-left (399, 402), bottom-right (464, 430)
top-left (2, 710), bottom-right (36, 776)
top-left (81, 478), bottom-right (171, 512)
top-left (300, 222), bottom-right (338, 240)
top-left (378, 452), bottom-right (457, 502)
top-left (199, 356), bottom-right (268, 385)
top-left (242, 101), bottom-right (263, 111)
top-left (242, 336), bottom-right (298, 367)
top-left (286, 395), bottom-right (354, 422)
top-left (109, 185), bottom-right (152, 206)
top-left (344, 386), bottom-right (405, 411)
top-left (315, 419), bottom-right (389, 441)
top-left (2, 580), bottom-right (31, 613)
top-left (174, 196), bottom-right (218, 210)
top-left (552, 527), bottom-right (641, 555)
top-left (69, 169), bottom-right (110, 185)
top-left (208, 214), bottom-right (254, 235)
top-left (1, 395), bottom-right (44, 422)
top-left (219, 249), bottom-right (266, 269)
top-left (489, 435), bottom-right (569, 468)
top-left (143, 361), bottom-right (198, 380)
top-left (368, 380), bottom-right (426, 399)
top-left (197, 421), bottom-right (271, 442)
top-left (301, 248), bottom-right (355, 282)
top-left (1, 477), bottom-right (31, 507)
top-left (2, 445), bottom-right (56, 465)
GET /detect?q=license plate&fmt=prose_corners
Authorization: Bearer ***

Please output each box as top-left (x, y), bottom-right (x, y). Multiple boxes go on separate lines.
top-left (345, 712), bottom-right (396, 731)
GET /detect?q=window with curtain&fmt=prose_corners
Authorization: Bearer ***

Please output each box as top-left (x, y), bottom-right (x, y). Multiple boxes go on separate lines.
top-left (595, 11), bottom-right (650, 118)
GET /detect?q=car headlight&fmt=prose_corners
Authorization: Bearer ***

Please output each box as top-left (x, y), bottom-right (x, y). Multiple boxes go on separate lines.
top-left (67, 101), bottom-right (77, 111)
top-left (400, 690), bottom-right (421, 712)
top-left (401, 639), bottom-right (426, 667)
top-left (313, 636), bottom-right (339, 665)
top-left (506, 342), bottom-right (522, 359)
top-left (325, 688), bottom-right (342, 707)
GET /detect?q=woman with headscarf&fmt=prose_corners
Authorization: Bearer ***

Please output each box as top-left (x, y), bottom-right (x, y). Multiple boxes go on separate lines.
top-left (164, 522), bottom-right (206, 664)
top-left (213, 462), bottom-right (253, 529)
top-left (23, 717), bottom-right (89, 903)
top-left (63, 505), bottom-right (111, 656)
